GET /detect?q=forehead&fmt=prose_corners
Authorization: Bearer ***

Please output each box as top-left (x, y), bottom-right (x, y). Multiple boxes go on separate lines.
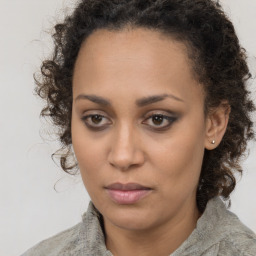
top-left (73, 27), bottom-right (203, 104)
top-left (75, 27), bottom-right (192, 77)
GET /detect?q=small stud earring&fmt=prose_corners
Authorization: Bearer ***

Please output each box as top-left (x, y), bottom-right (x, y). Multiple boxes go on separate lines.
top-left (211, 140), bottom-right (215, 144)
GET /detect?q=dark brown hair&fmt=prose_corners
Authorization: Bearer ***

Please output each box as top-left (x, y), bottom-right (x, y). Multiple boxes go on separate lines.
top-left (35, 0), bottom-right (255, 212)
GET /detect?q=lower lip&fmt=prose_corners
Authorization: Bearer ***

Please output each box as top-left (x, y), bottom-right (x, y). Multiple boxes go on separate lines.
top-left (106, 189), bottom-right (151, 204)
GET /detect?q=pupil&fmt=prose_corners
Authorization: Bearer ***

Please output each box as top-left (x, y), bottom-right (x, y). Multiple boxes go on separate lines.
top-left (153, 115), bottom-right (163, 125)
top-left (92, 115), bottom-right (102, 124)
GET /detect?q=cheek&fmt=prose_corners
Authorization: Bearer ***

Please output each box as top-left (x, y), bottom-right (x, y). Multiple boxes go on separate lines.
top-left (74, 143), bottom-right (104, 181)
top-left (73, 136), bottom-right (106, 202)
top-left (148, 117), bottom-right (205, 195)
top-left (71, 116), bottom-right (105, 182)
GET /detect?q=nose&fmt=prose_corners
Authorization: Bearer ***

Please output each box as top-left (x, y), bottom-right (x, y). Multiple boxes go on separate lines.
top-left (107, 124), bottom-right (145, 171)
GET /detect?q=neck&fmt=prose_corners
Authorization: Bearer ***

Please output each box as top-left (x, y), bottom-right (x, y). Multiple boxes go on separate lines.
top-left (104, 200), bottom-right (201, 256)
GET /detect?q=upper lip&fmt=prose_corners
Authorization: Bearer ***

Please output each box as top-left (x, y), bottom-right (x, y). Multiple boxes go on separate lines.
top-left (105, 183), bottom-right (151, 191)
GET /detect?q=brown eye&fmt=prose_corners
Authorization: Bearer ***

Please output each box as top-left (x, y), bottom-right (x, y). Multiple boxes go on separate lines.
top-left (81, 114), bottom-right (111, 130)
top-left (91, 115), bottom-right (103, 124)
top-left (143, 113), bottom-right (178, 130)
top-left (152, 115), bottom-right (164, 126)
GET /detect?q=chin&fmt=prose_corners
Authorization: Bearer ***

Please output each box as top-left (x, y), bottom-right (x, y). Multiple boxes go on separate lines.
top-left (108, 214), bottom-right (154, 231)
top-left (102, 203), bottom-right (164, 232)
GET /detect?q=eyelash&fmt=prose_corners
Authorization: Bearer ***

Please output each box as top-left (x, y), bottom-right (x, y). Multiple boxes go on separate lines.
top-left (81, 112), bottom-right (178, 131)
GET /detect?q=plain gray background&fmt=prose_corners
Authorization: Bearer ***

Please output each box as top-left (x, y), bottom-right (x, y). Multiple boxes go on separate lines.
top-left (0, 1), bottom-right (256, 255)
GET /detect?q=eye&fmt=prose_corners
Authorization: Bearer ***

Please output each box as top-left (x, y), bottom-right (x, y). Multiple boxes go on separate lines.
top-left (81, 114), bottom-right (111, 130)
top-left (143, 113), bottom-right (177, 130)
top-left (81, 112), bottom-right (177, 131)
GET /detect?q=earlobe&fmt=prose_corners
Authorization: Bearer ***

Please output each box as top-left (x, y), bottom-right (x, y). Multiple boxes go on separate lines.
top-left (204, 102), bottom-right (230, 150)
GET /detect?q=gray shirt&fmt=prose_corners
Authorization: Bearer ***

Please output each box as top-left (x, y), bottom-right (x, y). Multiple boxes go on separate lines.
top-left (22, 197), bottom-right (256, 255)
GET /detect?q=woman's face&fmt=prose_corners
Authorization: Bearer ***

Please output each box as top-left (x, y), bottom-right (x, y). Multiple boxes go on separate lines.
top-left (72, 28), bottom-right (209, 231)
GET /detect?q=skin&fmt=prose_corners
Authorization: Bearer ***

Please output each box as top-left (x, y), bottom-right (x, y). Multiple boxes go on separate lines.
top-left (72, 27), bottom-right (229, 256)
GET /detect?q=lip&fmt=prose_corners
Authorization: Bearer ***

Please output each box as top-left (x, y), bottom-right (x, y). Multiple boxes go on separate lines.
top-left (105, 183), bottom-right (152, 205)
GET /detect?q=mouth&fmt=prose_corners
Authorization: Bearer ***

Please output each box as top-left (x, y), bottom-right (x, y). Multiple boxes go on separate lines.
top-left (105, 183), bottom-right (152, 205)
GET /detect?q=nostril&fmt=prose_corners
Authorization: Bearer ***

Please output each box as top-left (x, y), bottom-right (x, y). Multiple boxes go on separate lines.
top-left (108, 151), bottom-right (134, 170)
top-left (108, 149), bottom-right (145, 171)
top-left (108, 128), bottom-right (145, 170)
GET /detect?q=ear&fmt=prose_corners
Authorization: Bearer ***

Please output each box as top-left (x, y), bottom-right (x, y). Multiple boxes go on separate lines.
top-left (204, 102), bottom-right (230, 150)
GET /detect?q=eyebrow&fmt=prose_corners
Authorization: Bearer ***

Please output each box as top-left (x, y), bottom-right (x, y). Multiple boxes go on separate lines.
top-left (75, 93), bottom-right (184, 107)
top-left (136, 93), bottom-right (184, 107)
top-left (75, 94), bottom-right (111, 106)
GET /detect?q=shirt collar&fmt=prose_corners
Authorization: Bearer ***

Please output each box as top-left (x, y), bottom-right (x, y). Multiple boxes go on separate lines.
top-left (80, 197), bottom-right (244, 255)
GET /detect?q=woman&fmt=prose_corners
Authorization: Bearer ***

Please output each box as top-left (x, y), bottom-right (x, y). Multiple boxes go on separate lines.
top-left (22, 0), bottom-right (256, 255)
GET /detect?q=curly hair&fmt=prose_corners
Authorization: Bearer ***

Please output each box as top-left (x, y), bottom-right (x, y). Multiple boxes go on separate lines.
top-left (36, 0), bottom-right (255, 212)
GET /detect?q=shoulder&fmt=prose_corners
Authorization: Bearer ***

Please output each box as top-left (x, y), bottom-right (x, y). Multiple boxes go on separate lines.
top-left (21, 202), bottom-right (110, 256)
top-left (216, 222), bottom-right (256, 256)
top-left (199, 232), bottom-right (256, 256)
top-left (173, 197), bottom-right (256, 256)
top-left (200, 197), bottom-right (256, 256)
top-left (21, 221), bottom-right (84, 256)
